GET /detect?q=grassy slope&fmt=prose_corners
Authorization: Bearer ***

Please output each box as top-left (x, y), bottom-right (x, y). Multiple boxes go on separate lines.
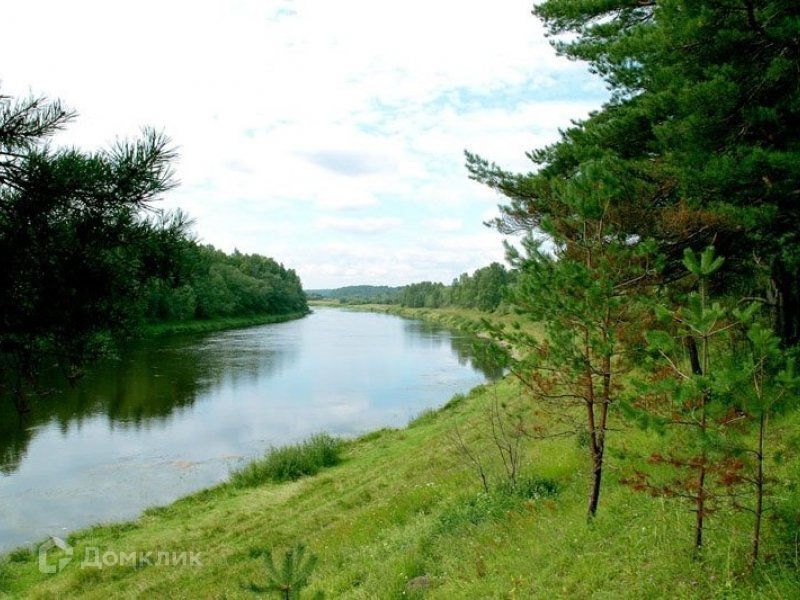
top-left (311, 302), bottom-right (523, 331)
top-left (141, 311), bottom-right (309, 337)
top-left (3, 309), bottom-right (798, 599)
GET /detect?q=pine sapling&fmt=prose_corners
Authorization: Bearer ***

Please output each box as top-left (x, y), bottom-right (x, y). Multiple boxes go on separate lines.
top-left (247, 543), bottom-right (321, 599)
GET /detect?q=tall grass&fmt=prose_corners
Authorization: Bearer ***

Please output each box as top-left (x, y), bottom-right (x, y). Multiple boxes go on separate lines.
top-left (143, 312), bottom-right (307, 337)
top-left (230, 433), bottom-right (343, 488)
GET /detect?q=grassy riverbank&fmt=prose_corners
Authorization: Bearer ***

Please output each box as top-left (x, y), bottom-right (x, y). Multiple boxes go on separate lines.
top-left (142, 311), bottom-right (309, 337)
top-left (3, 309), bottom-right (798, 598)
top-left (309, 301), bottom-right (521, 333)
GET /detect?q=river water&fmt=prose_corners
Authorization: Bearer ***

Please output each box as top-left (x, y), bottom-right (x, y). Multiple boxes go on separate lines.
top-left (0, 307), bottom-right (497, 550)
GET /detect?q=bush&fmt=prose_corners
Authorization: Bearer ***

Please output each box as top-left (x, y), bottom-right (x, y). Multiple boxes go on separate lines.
top-left (408, 408), bottom-right (438, 428)
top-left (442, 393), bottom-right (466, 411)
top-left (436, 476), bottom-right (559, 535)
top-left (231, 434), bottom-right (343, 487)
top-left (502, 476), bottom-right (560, 500)
top-left (436, 491), bottom-right (513, 534)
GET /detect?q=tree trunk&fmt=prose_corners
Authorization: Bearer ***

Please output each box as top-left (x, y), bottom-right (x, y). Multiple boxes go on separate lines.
top-left (694, 464), bottom-right (706, 553)
top-left (773, 262), bottom-right (800, 345)
top-left (588, 444), bottom-right (604, 518)
top-left (686, 333), bottom-right (707, 553)
top-left (686, 336), bottom-right (701, 376)
top-left (752, 411), bottom-right (766, 565)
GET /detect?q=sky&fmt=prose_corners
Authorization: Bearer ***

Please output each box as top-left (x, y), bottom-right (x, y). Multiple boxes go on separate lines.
top-left (1, 0), bottom-right (607, 289)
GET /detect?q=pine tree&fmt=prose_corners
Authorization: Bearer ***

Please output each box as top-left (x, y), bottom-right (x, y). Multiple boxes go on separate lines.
top-left (248, 544), bottom-right (320, 599)
top-left (484, 157), bottom-right (658, 518)
top-left (470, 0), bottom-right (800, 341)
top-left (0, 91), bottom-right (185, 413)
top-left (625, 247), bottom-right (799, 557)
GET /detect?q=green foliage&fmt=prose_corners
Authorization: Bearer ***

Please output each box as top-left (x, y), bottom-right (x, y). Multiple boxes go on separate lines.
top-left (0, 90), bottom-right (308, 414)
top-left (141, 244), bottom-right (308, 324)
top-left (247, 543), bottom-right (321, 599)
top-left (306, 285), bottom-right (402, 305)
top-left (400, 263), bottom-right (512, 311)
top-left (436, 477), bottom-right (559, 535)
top-left (442, 392), bottom-right (466, 411)
top-left (477, 157), bottom-right (659, 518)
top-left (625, 247), bottom-right (800, 559)
top-left (469, 0), bottom-right (800, 342)
top-left (0, 91), bottom-right (187, 412)
top-left (311, 263), bottom-right (511, 312)
top-left (400, 281), bottom-right (448, 309)
top-left (502, 476), bottom-right (560, 501)
top-left (682, 246), bottom-right (725, 279)
top-left (230, 434), bottom-right (343, 488)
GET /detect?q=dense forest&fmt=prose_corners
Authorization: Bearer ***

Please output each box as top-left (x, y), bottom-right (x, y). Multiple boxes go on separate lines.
top-left (312, 262), bottom-right (513, 311)
top-left (0, 93), bottom-right (307, 414)
top-left (399, 263), bottom-right (512, 310)
top-left (306, 285), bottom-right (402, 304)
top-left (142, 244), bottom-right (307, 324)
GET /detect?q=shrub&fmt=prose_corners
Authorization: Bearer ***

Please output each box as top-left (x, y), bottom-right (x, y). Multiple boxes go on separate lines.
top-left (436, 491), bottom-right (513, 534)
top-left (408, 408), bottom-right (438, 428)
top-left (231, 434), bottom-right (343, 487)
top-left (442, 393), bottom-right (466, 411)
top-left (436, 476), bottom-right (559, 535)
top-left (502, 476), bottom-right (559, 500)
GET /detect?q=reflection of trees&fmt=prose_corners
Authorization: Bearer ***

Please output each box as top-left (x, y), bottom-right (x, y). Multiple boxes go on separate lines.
top-left (0, 330), bottom-right (297, 475)
top-left (0, 318), bottom-right (495, 476)
top-left (403, 320), bottom-right (504, 380)
top-left (0, 415), bottom-right (32, 475)
top-left (448, 334), bottom-right (504, 380)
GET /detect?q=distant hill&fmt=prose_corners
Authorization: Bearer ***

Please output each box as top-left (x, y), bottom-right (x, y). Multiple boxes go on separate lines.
top-left (306, 285), bottom-right (402, 304)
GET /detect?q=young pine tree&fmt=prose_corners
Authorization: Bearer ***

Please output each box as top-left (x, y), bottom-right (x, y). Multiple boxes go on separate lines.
top-left (484, 158), bottom-right (658, 519)
top-left (248, 544), bottom-right (321, 599)
top-left (725, 314), bottom-right (799, 564)
top-left (623, 247), bottom-right (738, 552)
top-left (626, 247), bottom-right (799, 560)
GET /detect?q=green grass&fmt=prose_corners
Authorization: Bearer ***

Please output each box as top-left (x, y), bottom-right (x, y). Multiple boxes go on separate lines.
top-left (3, 310), bottom-right (799, 598)
top-left (141, 311), bottom-right (309, 337)
top-left (230, 433), bottom-right (344, 487)
top-left (337, 303), bottom-right (544, 340)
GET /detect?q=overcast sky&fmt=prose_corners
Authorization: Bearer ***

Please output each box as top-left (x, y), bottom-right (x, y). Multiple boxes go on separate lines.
top-left (1, 0), bottom-right (606, 289)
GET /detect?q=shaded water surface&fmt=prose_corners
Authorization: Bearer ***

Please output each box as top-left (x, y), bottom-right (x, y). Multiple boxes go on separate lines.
top-left (0, 307), bottom-right (497, 550)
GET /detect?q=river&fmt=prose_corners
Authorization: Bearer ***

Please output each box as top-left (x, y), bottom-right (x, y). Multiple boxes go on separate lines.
top-left (0, 307), bottom-right (498, 550)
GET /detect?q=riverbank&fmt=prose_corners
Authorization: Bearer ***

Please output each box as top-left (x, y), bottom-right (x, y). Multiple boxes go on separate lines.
top-left (3, 309), bottom-right (797, 598)
top-left (142, 310), bottom-right (310, 337)
top-left (307, 301), bottom-right (519, 333)
top-left (4, 401), bottom-right (797, 597)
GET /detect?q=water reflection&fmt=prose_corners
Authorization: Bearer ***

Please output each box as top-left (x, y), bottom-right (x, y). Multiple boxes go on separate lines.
top-left (402, 320), bottom-right (504, 380)
top-left (0, 308), bottom-right (493, 550)
top-left (0, 332), bottom-right (299, 475)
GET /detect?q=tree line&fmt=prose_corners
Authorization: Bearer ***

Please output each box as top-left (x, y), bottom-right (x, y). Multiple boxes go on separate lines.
top-left (142, 244), bottom-right (306, 323)
top-left (313, 263), bottom-right (513, 311)
top-left (306, 285), bottom-right (402, 305)
top-left (0, 92), bottom-right (307, 415)
top-left (465, 0), bottom-right (800, 568)
top-left (399, 263), bottom-right (512, 311)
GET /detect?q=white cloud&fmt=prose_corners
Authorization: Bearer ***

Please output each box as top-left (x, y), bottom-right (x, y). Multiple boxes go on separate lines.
top-left (424, 218), bottom-right (463, 233)
top-left (0, 0), bottom-right (607, 288)
top-left (315, 216), bottom-right (403, 234)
